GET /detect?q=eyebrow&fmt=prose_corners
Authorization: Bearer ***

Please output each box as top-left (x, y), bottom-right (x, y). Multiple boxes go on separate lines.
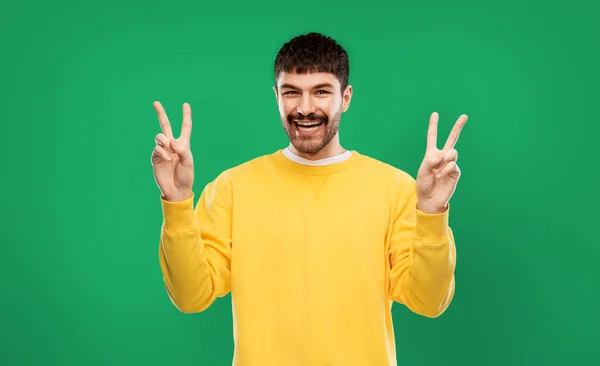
top-left (280, 83), bottom-right (335, 90)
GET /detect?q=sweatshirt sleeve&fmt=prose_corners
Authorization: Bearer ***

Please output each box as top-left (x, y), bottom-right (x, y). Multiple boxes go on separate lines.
top-left (387, 173), bottom-right (456, 318)
top-left (158, 171), bottom-right (233, 313)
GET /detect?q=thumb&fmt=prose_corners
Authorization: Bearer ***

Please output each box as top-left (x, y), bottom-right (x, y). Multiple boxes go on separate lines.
top-left (170, 139), bottom-right (193, 165)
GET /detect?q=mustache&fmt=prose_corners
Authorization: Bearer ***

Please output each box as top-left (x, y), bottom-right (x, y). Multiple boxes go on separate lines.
top-left (287, 112), bottom-right (328, 124)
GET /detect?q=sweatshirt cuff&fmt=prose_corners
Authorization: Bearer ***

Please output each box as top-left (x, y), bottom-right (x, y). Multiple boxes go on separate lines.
top-left (160, 193), bottom-right (197, 232)
top-left (415, 203), bottom-right (450, 244)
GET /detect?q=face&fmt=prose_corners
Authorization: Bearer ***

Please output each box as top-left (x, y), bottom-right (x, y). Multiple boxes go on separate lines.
top-left (274, 71), bottom-right (352, 158)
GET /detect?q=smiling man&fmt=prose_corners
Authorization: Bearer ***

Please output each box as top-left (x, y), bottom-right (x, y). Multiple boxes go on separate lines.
top-left (152, 32), bottom-right (467, 366)
top-left (275, 52), bottom-right (349, 160)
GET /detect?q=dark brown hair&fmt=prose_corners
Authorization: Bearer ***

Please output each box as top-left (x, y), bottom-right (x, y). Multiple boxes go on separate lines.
top-left (274, 32), bottom-right (350, 92)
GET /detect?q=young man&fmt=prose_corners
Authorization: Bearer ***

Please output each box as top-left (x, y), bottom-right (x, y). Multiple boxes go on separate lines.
top-left (152, 32), bottom-right (467, 366)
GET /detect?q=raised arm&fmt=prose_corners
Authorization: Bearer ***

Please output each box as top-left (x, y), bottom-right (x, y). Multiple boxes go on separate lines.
top-left (388, 175), bottom-right (456, 318)
top-left (158, 175), bottom-right (232, 313)
top-left (151, 101), bottom-right (232, 313)
top-left (388, 112), bottom-right (468, 318)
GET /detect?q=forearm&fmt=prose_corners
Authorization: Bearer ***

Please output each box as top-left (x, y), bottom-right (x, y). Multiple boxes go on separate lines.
top-left (158, 194), bottom-right (230, 313)
top-left (159, 230), bottom-right (217, 314)
top-left (390, 208), bottom-right (456, 318)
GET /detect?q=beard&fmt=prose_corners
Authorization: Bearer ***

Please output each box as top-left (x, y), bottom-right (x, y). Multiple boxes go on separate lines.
top-left (281, 106), bottom-right (343, 155)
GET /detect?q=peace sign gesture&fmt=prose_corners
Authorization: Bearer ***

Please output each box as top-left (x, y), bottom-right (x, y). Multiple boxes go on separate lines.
top-left (415, 112), bottom-right (468, 214)
top-left (151, 101), bottom-right (194, 202)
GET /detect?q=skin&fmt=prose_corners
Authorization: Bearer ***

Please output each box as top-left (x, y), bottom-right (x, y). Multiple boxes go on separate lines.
top-left (151, 71), bottom-right (468, 214)
top-left (415, 111), bottom-right (468, 214)
top-left (273, 70), bottom-right (352, 161)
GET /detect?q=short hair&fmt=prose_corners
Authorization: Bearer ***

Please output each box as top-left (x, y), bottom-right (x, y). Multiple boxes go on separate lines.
top-left (274, 32), bottom-right (350, 92)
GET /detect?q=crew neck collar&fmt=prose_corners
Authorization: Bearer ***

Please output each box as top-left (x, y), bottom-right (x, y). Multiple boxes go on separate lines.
top-left (281, 147), bottom-right (353, 166)
top-left (272, 148), bottom-right (363, 175)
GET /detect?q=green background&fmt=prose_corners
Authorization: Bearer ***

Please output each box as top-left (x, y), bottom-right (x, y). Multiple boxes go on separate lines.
top-left (2, 0), bottom-right (598, 365)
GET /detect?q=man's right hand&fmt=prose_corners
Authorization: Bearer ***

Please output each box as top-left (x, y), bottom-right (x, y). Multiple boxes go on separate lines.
top-left (151, 101), bottom-right (194, 202)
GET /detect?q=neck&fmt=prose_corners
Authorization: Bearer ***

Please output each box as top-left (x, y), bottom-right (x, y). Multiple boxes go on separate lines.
top-left (288, 134), bottom-right (346, 161)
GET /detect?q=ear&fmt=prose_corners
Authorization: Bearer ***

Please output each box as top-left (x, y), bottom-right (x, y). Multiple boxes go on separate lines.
top-left (273, 85), bottom-right (278, 100)
top-left (341, 85), bottom-right (353, 112)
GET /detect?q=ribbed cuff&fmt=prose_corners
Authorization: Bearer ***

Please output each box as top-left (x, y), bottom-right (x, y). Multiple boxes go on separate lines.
top-left (415, 203), bottom-right (450, 244)
top-left (160, 193), bottom-right (197, 232)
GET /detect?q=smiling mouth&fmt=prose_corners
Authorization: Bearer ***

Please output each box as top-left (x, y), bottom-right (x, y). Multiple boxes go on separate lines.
top-left (294, 120), bottom-right (324, 132)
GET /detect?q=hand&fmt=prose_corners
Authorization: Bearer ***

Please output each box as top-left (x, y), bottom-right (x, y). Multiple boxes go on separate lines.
top-left (415, 112), bottom-right (468, 214)
top-left (151, 101), bottom-right (194, 202)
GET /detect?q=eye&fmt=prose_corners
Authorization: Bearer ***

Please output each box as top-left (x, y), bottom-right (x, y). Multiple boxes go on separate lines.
top-left (283, 91), bottom-right (298, 95)
top-left (316, 90), bottom-right (330, 95)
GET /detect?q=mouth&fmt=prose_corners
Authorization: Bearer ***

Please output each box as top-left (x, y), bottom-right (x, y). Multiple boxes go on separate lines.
top-left (294, 120), bottom-right (325, 134)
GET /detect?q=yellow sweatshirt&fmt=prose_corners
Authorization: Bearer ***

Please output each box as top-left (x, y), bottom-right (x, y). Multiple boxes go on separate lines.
top-left (158, 149), bottom-right (456, 366)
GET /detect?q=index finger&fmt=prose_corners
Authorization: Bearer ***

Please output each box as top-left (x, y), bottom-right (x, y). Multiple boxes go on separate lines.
top-left (443, 114), bottom-right (468, 150)
top-left (426, 112), bottom-right (439, 149)
top-left (180, 102), bottom-right (192, 140)
top-left (153, 101), bottom-right (173, 139)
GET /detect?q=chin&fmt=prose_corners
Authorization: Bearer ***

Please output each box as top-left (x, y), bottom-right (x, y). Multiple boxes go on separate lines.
top-left (292, 136), bottom-right (331, 155)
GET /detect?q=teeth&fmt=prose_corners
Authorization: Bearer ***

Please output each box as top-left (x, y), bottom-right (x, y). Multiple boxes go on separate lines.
top-left (296, 121), bottom-right (321, 127)
top-left (298, 125), bottom-right (320, 132)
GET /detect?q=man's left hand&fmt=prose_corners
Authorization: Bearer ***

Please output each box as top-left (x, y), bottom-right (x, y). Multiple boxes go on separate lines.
top-left (415, 112), bottom-right (468, 214)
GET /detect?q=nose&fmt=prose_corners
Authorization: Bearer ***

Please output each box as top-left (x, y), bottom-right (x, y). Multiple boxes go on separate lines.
top-left (297, 94), bottom-right (316, 116)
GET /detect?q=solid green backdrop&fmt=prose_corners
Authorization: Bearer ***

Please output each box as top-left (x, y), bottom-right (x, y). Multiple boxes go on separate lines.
top-left (1, 0), bottom-right (598, 365)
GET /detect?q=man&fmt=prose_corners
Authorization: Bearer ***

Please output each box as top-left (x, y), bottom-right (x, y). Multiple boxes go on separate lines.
top-left (152, 32), bottom-right (467, 366)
